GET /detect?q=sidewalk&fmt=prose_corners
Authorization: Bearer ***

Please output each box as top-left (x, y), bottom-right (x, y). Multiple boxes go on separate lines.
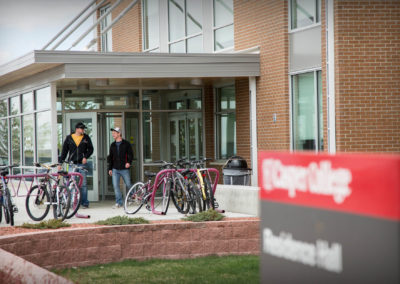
top-left (1, 195), bottom-right (255, 227)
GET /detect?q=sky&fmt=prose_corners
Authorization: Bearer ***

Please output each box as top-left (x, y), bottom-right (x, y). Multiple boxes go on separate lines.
top-left (0, 0), bottom-right (94, 66)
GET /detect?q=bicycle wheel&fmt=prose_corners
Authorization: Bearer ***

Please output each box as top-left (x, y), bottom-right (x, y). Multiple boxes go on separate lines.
top-left (170, 180), bottom-right (189, 214)
top-left (4, 188), bottom-right (14, 226)
top-left (124, 182), bottom-right (145, 214)
top-left (26, 185), bottom-right (51, 221)
top-left (188, 181), bottom-right (202, 213)
top-left (53, 185), bottom-right (71, 221)
top-left (162, 179), bottom-right (171, 214)
top-left (203, 178), bottom-right (215, 210)
top-left (65, 182), bottom-right (81, 219)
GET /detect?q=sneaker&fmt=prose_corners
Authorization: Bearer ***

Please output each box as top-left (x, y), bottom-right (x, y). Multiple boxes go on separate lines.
top-left (112, 203), bottom-right (122, 209)
top-left (81, 205), bottom-right (89, 209)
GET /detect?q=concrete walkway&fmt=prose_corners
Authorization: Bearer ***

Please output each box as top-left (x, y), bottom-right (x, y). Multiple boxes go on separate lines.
top-left (1, 195), bottom-right (255, 227)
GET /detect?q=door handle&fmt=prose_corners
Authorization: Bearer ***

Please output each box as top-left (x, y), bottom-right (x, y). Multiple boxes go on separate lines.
top-left (93, 156), bottom-right (96, 171)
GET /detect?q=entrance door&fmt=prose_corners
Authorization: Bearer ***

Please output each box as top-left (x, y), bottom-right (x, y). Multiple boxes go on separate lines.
top-left (65, 112), bottom-right (99, 202)
top-left (168, 112), bottom-right (203, 161)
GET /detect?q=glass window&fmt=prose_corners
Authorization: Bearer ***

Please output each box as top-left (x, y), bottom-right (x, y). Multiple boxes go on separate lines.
top-left (23, 114), bottom-right (34, 166)
top-left (0, 99), bottom-right (7, 118)
top-left (37, 111), bottom-right (52, 163)
top-left (100, 5), bottom-right (113, 52)
top-left (216, 85), bottom-right (236, 160)
top-left (214, 0), bottom-right (233, 27)
top-left (63, 90), bottom-right (139, 110)
top-left (11, 117), bottom-right (20, 165)
top-left (214, 24), bottom-right (234, 51)
top-left (291, 0), bottom-right (321, 30)
top-left (0, 119), bottom-right (8, 165)
top-left (169, 0), bottom-right (185, 42)
top-left (22, 92), bottom-right (34, 113)
top-left (143, 112), bottom-right (170, 162)
top-left (292, 71), bottom-right (323, 151)
top-left (168, 0), bottom-right (203, 53)
top-left (143, 89), bottom-right (202, 110)
top-left (35, 87), bottom-right (51, 110)
top-left (143, 0), bottom-right (159, 50)
top-left (186, 0), bottom-right (202, 35)
top-left (10, 96), bottom-right (20, 115)
top-left (170, 40), bottom-right (185, 53)
top-left (187, 35), bottom-right (203, 53)
top-left (213, 0), bottom-right (234, 51)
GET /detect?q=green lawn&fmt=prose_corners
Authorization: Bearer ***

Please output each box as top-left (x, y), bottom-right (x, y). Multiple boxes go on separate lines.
top-left (53, 255), bottom-right (259, 284)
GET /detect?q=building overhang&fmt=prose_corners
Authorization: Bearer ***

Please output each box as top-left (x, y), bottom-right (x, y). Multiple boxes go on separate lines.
top-left (0, 50), bottom-right (260, 91)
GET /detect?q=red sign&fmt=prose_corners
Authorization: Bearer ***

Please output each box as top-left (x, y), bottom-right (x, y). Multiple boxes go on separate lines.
top-left (258, 152), bottom-right (400, 221)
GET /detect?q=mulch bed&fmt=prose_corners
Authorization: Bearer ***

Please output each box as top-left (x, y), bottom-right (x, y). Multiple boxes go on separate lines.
top-left (0, 217), bottom-right (259, 236)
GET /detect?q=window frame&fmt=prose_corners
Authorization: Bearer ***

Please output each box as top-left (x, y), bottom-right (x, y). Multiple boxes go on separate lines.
top-left (213, 0), bottom-right (234, 52)
top-left (289, 0), bottom-right (321, 33)
top-left (142, 0), bottom-right (160, 52)
top-left (214, 84), bottom-right (236, 161)
top-left (167, 0), bottom-right (204, 53)
top-left (100, 4), bottom-right (113, 52)
top-left (290, 69), bottom-right (323, 152)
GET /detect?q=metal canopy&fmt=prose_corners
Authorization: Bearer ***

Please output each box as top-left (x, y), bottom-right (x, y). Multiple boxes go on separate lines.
top-left (0, 50), bottom-right (260, 90)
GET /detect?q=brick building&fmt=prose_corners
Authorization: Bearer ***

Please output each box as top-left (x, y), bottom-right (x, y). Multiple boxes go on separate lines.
top-left (0, 0), bottom-right (398, 201)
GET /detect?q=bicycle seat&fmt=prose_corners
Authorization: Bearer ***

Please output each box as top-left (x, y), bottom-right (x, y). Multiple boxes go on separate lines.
top-left (0, 170), bottom-right (8, 176)
top-left (144, 171), bottom-right (157, 178)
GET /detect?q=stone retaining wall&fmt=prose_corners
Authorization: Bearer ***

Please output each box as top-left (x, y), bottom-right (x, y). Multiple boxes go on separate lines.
top-left (0, 220), bottom-right (260, 270)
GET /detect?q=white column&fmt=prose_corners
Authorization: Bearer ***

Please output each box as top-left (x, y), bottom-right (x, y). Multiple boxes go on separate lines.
top-left (326, 0), bottom-right (336, 153)
top-left (50, 82), bottom-right (58, 164)
top-left (249, 76), bottom-right (258, 186)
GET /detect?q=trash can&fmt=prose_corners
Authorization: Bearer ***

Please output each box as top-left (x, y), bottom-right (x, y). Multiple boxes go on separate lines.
top-left (222, 156), bottom-right (252, 185)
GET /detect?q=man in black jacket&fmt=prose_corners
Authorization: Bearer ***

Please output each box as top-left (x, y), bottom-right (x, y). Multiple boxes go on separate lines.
top-left (107, 127), bottom-right (133, 208)
top-left (59, 122), bottom-right (94, 208)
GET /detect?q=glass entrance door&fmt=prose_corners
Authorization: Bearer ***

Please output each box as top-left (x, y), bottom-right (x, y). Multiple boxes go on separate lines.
top-left (65, 112), bottom-right (99, 202)
top-left (168, 112), bottom-right (202, 161)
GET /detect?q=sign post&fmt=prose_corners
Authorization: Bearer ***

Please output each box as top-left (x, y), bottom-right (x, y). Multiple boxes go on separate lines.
top-left (259, 152), bottom-right (400, 283)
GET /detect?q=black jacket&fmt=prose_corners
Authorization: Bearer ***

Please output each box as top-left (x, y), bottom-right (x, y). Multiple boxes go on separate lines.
top-left (59, 134), bottom-right (94, 164)
top-left (107, 139), bottom-right (133, 171)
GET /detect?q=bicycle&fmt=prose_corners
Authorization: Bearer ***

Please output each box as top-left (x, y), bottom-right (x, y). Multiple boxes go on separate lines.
top-left (124, 170), bottom-right (161, 214)
top-left (25, 163), bottom-right (71, 221)
top-left (185, 158), bottom-right (219, 212)
top-left (0, 165), bottom-right (18, 226)
top-left (62, 161), bottom-right (86, 219)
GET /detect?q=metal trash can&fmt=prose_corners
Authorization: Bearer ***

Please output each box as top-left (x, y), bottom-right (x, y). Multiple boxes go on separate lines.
top-left (222, 156), bottom-right (252, 185)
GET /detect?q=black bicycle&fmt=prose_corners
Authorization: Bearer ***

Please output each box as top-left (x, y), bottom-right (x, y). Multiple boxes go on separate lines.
top-left (0, 165), bottom-right (18, 226)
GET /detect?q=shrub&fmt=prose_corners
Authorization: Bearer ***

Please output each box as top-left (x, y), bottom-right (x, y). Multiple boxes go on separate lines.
top-left (20, 219), bottom-right (71, 229)
top-left (182, 209), bottom-right (225, 222)
top-left (95, 216), bottom-right (149, 225)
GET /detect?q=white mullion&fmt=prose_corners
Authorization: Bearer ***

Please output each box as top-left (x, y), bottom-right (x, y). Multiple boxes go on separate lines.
top-left (314, 71), bottom-right (319, 152)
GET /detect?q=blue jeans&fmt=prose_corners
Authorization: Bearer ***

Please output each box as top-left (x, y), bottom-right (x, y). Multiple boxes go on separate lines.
top-left (112, 169), bottom-right (132, 206)
top-left (70, 164), bottom-right (89, 207)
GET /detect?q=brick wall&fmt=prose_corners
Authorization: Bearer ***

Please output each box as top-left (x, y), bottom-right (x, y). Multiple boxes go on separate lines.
top-left (234, 0), bottom-right (290, 154)
top-left (96, 0), bottom-right (142, 52)
top-left (334, 1), bottom-right (400, 152)
top-left (0, 221), bottom-right (259, 270)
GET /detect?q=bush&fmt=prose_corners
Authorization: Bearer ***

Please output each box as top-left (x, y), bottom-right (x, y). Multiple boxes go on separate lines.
top-left (182, 209), bottom-right (225, 222)
top-left (95, 216), bottom-right (149, 225)
top-left (20, 219), bottom-right (71, 229)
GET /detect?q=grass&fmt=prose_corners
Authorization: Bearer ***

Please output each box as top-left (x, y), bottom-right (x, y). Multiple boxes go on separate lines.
top-left (95, 215), bottom-right (149, 225)
top-left (53, 255), bottom-right (259, 284)
top-left (20, 219), bottom-right (71, 229)
top-left (182, 209), bottom-right (225, 222)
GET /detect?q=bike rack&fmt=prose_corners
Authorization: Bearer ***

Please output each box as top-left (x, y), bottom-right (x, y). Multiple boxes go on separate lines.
top-left (6, 172), bottom-right (83, 198)
top-left (151, 169), bottom-right (175, 215)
